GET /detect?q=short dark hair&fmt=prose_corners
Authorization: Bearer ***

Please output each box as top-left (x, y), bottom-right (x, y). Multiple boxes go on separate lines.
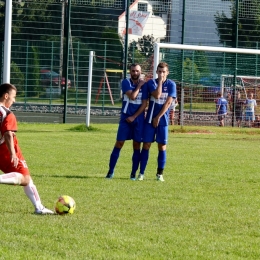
top-left (130, 63), bottom-right (141, 69)
top-left (157, 62), bottom-right (169, 70)
top-left (0, 83), bottom-right (17, 97)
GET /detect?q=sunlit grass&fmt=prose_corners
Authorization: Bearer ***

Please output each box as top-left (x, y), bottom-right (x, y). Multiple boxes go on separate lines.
top-left (1, 123), bottom-right (260, 259)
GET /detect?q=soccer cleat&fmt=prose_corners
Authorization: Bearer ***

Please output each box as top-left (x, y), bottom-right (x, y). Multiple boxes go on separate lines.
top-left (130, 173), bottom-right (136, 180)
top-left (137, 174), bottom-right (144, 181)
top-left (105, 171), bottom-right (114, 179)
top-left (156, 174), bottom-right (165, 182)
top-left (34, 207), bottom-right (54, 215)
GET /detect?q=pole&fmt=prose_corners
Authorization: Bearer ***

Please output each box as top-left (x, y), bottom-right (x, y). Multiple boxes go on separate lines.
top-left (180, 0), bottom-right (186, 127)
top-left (59, 1), bottom-right (65, 89)
top-left (102, 42), bottom-right (106, 114)
top-left (232, 0), bottom-right (239, 127)
top-left (3, 0), bottom-right (12, 83)
top-left (123, 0), bottom-right (130, 79)
top-left (86, 51), bottom-right (94, 127)
top-left (63, 0), bottom-right (71, 123)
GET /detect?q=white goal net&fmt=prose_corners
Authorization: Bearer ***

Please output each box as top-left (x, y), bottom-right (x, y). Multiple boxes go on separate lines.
top-left (153, 43), bottom-right (260, 126)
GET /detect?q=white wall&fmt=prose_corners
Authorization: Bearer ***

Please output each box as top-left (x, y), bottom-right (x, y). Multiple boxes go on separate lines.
top-left (118, 0), bottom-right (167, 43)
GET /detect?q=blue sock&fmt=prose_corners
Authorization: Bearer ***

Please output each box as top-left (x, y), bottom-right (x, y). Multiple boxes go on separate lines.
top-left (131, 149), bottom-right (140, 175)
top-left (109, 147), bottom-right (121, 173)
top-left (158, 150), bottom-right (166, 169)
top-left (139, 149), bottom-right (149, 175)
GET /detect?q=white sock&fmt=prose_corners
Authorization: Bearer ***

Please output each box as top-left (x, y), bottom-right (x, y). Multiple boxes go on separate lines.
top-left (0, 172), bottom-right (23, 185)
top-left (23, 179), bottom-right (43, 210)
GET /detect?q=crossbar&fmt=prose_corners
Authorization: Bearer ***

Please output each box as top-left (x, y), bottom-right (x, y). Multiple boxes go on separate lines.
top-left (153, 43), bottom-right (260, 78)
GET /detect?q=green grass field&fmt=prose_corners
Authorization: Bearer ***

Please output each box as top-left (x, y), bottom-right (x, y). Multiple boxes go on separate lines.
top-left (1, 123), bottom-right (260, 259)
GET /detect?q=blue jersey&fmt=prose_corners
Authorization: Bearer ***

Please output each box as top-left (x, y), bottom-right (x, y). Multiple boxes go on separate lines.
top-left (145, 78), bottom-right (177, 126)
top-left (216, 97), bottom-right (228, 115)
top-left (121, 78), bottom-right (148, 116)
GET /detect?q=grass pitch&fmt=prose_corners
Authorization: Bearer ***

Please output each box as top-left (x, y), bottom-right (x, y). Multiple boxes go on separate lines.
top-left (1, 123), bottom-right (260, 259)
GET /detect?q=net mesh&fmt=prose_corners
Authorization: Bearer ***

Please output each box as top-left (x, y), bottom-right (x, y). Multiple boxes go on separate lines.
top-left (1, 0), bottom-right (260, 124)
top-left (157, 45), bottom-right (260, 126)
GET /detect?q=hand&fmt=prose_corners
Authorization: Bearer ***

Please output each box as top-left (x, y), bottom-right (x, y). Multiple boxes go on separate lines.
top-left (157, 74), bottom-right (163, 82)
top-left (126, 116), bottom-right (135, 123)
top-left (11, 155), bottom-right (19, 168)
top-left (138, 79), bottom-right (145, 87)
top-left (152, 117), bottom-right (159, 128)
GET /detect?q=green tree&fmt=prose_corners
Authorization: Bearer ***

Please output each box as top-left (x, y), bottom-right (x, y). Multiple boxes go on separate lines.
top-left (215, 0), bottom-right (260, 48)
top-left (11, 61), bottom-right (25, 95)
top-left (129, 35), bottom-right (156, 58)
top-left (194, 50), bottom-right (210, 78)
top-left (215, 0), bottom-right (260, 76)
top-left (128, 35), bottom-right (158, 74)
top-left (27, 45), bottom-right (40, 97)
top-left (183, 58), bottom-right (200, 83)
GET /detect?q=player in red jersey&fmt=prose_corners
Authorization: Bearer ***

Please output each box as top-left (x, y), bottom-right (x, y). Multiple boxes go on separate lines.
top-left (0, 83), bottom-right (54, 214)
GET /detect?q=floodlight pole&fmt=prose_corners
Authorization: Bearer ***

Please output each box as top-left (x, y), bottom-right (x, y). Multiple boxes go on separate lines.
top-left (231, 0), bottom-right (239, 127)
top-left (3, 0), bottom-right (12, 83)
top-left (63, 0), bottom-right (71, 123)
top-left (123, 0), bottom-right (130, 79)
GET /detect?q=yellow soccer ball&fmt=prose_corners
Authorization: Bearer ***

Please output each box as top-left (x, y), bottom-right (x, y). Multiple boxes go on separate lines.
top-left (55, 195), bottom-right (76, 215)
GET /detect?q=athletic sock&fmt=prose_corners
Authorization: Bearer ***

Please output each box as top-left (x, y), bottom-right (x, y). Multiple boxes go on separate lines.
top-left (139, 149), bottom-right (149, 175)
top-left (157, 168), bottom-right (164, 175)
top-left (0, 172), bottom-right (23, 185)
top-left (158, 150), bottom-right (166, 170)
top-left (23, 179), bottom-right (43, 210)
top-left (108, 147), bottom-right (121, 173)
top-left (131, 149), bottom-right (140, 175)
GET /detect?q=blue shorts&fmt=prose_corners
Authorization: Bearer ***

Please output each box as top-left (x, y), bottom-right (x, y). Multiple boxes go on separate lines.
top-left (116, 114), bottom-right (144, 142)
top-left (245, 111), bottom-right (255, 121)
top-left (143, 122), bottom-right (168, 144)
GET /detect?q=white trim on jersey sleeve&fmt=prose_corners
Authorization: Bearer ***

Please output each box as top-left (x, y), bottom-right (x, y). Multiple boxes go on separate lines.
top-left (0, 106), bottom-right (8, 145)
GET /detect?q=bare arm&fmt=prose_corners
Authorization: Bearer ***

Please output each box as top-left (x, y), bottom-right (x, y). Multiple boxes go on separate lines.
top-left (4, 130), bottom-right (19, 167)
top-left (126, 99), bottom-right (148, 123)
top-left (125, 80), bottom-right (145, 100)
top-left (152, 96), bottom-right (174, 128)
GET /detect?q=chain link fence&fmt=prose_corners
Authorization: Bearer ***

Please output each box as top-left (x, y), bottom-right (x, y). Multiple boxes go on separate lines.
top-left (1, 0), bottom-right (260, 126)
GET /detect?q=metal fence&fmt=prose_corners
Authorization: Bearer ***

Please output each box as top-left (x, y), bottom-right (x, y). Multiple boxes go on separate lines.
top-left (1, 0), bottom-right (260, 126)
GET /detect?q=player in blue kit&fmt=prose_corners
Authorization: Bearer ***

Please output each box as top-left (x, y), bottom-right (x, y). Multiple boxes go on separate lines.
top-left (216, 92), bottom-right (228, 127)
top-left (138, 62), bottom-right (177, 182)
top-left (105, 64), bottom-right (148, 180)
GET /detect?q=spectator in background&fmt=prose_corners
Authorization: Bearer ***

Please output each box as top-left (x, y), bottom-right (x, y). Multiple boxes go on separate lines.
top-left (245, 92), bottom-right (257, 127)
top-left (234, 91), bottom-right (245, 127)
top-left (169, 98), bottom-right (178, 125)
top-left (227, 92), bottom-right (233, 113)
top-left (216, 92), bottom-right (228, 127)
top-left (253, 115), bottom-right (260, 128)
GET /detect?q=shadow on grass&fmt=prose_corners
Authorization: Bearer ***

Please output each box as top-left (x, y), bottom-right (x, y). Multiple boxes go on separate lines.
top-left (38, 175), bottom-right (159, 182)
top-left (37, 175), bottom-right (90, 179)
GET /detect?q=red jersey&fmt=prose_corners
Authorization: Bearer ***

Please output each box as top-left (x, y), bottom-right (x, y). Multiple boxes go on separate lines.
top-left (0, 106), bottom-right (29, 175)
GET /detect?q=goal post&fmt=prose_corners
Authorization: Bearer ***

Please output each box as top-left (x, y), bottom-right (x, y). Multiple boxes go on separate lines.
top-left (153, 43), bottom-right (260, 127)
top-left (221, 75), bottom-right (260, 99)
top-left (153, 43), bottom-right (260, 77)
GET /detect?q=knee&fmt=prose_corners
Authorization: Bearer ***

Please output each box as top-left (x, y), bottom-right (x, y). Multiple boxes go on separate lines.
top-left (115, 141), bottom-right (124, 149)
top-left (133, 141), bottom-right (141, 150)
top-left (142, 143), bottom-right (151, 150)
top-left (20, 175), bottom-right (31, 186)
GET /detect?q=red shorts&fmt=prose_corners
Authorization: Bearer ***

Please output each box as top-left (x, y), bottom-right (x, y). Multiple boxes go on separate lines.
top-left (0, 144), bottom-right (30, 175)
